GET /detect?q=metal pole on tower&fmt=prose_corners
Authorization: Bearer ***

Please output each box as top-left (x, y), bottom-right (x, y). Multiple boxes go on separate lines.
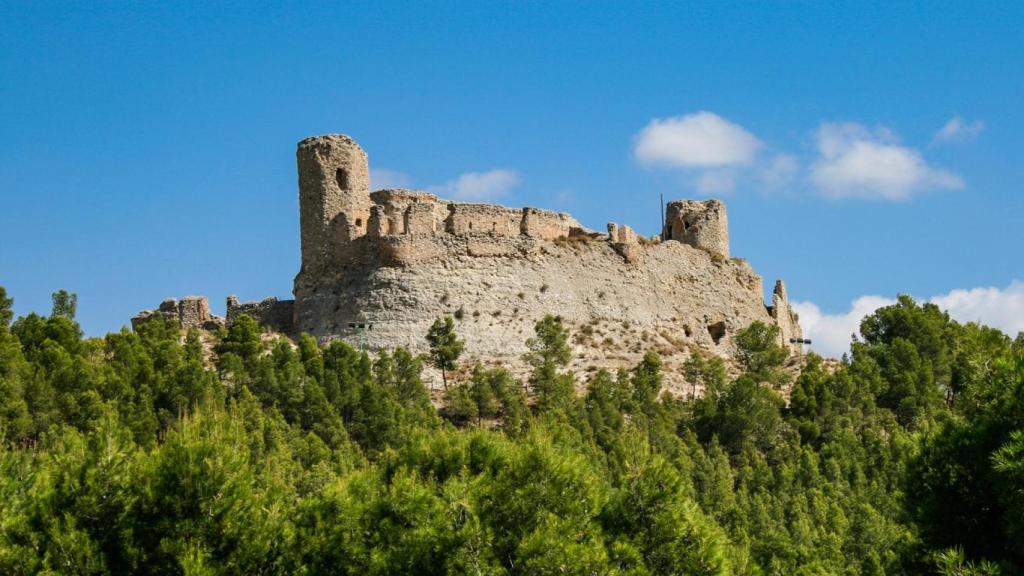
top-left (660, 192), bottom-right (665, 235)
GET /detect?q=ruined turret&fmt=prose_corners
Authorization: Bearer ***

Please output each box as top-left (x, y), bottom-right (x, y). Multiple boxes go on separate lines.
top-left (663, 199), bottom-right (730, 259)
top-left (296, 134), bottom-right (372, 274)
top-left (131, 296), bottom-right (224, 331)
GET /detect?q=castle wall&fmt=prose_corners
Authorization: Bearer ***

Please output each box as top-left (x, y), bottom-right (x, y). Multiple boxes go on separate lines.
top-left (369, 189), bottom-right (445, 236)
top-left (226, 295), bottom-right (295, 334)
top-left (521, 207), bottom-right (578, 239)
top-left (446, 204), bottom-right (523, 236)
top-left (615, 224), bottom-right (637, 244)
top-left (607, 222), bottom-right (642, 262)
top-left (132, 296), bottom-right (224, 331)
top-left (405, 202), bottom-right (437, 235)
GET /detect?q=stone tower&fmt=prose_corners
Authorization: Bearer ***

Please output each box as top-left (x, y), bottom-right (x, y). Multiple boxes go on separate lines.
top-left (296, 134), bottom-right (372, 273)
top-left (663, 199), bottom-right (730, 259)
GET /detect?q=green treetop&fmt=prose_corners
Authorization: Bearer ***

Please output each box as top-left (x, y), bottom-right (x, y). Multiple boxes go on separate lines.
top-left (426, 316), bottom-right (464, 390)
top-left (50, 289), bottom-right (77, 320)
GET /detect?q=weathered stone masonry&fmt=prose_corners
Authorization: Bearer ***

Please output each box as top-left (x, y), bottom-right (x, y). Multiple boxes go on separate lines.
top-left (132, 296), bottom-right (224, 331)
top-left (133, 133), bottom-right (803, 388)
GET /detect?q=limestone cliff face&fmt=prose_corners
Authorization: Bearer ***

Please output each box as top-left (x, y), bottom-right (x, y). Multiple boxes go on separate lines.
top-left (293, 229), bottom-right (801, 389)
top-left (135, 133), bottom-right (803, 391)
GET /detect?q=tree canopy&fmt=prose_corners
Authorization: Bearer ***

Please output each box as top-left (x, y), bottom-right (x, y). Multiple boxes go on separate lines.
top-left (0, 287), bottom-right (1021, 574)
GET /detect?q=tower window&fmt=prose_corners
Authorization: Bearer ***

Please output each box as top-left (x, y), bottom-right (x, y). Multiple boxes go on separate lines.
top-left (355, 218), bottom-right (363, 227)
top-left (335, 168), bottom-right (349, 190)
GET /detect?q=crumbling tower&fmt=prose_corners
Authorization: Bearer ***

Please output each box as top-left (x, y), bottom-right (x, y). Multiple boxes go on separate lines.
top-left (296, 134), bottom-right (372, 273)
top-left (663, 199), bottom-right (730, 259)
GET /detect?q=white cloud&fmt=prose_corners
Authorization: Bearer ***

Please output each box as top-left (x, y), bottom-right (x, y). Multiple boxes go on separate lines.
top-left (634, 111), bottom-right (762, 168)
top-left (793, 281), bottom-right (1024, 358)
top-left (759, 153), bottom-right (800, 191)
top-left (696, 170), bottom-right (736, 194)
top-left (932, 116), bottom-right (985, 145)
top-left (793, 295), bottom-right (896, 358)
top-left (809, 122), bottom-right (963, 200)
top-left (370, 168), bottom-right (411, 190)
top-left (428, 169), bottom-right (520, 201)
top-left (930, 281), bottom-right (1024, 335)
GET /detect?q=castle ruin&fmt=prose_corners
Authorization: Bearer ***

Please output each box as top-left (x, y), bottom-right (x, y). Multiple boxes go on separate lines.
top-left (134, 133), bottom-right (802, 389)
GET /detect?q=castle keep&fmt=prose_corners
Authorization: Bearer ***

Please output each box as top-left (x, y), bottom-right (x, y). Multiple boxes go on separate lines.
top-left (134, 133), bottom-right (802, 388)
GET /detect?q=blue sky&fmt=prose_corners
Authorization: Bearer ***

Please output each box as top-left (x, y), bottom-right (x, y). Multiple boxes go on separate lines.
top-left (1, 2), bottom-right (1022, 355)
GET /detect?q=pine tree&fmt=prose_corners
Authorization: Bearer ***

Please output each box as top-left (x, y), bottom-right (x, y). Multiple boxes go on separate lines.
top-left (426, 316), bottom-right (463, 391)
top-left (50, 289), bottom-right (77, 320)
top-left (0, 286), bottom-right (13, 330)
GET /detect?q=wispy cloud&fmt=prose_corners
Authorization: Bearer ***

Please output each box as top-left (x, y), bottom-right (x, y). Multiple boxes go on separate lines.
top-left (633, 113), bottom-right (971, 200)
top-left (634, 111), bottom-right (762, 168)
top-left (793, 280), bottom-right (1024, 358)
top-left (809, 122), bottom-right (963, 201)
top-left (370, 168), bottom-right (411, 190)
top-left (428, 169), bottom-right (521, 201)
top-left (759, 153), bottom-right (800, 191)
top-left (932, 116), bottom-right (985, 145)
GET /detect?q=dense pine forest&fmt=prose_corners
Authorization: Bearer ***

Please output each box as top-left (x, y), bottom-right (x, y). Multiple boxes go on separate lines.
top-left (0, 285), bottom-right (1021, 575)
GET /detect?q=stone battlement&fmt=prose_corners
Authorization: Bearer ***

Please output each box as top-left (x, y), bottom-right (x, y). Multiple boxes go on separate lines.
top-left (295, 134), bottom-right (732, 274)
top-left (362, 190), bottom-right (586, 242)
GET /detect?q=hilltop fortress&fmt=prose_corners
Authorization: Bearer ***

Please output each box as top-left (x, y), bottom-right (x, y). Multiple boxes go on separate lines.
top-left (135, 133), bottom-right (802, 388)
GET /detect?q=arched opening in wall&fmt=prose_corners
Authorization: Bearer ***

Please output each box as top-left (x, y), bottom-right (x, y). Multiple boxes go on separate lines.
top-left (335, 168), bottom-right (349, 190)
top-left (707, 321), bottom-right (726, 345)
top-left (355, 218), bottom-right (363, 228)
top-left (469, 221), bottom-right (473, 230)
